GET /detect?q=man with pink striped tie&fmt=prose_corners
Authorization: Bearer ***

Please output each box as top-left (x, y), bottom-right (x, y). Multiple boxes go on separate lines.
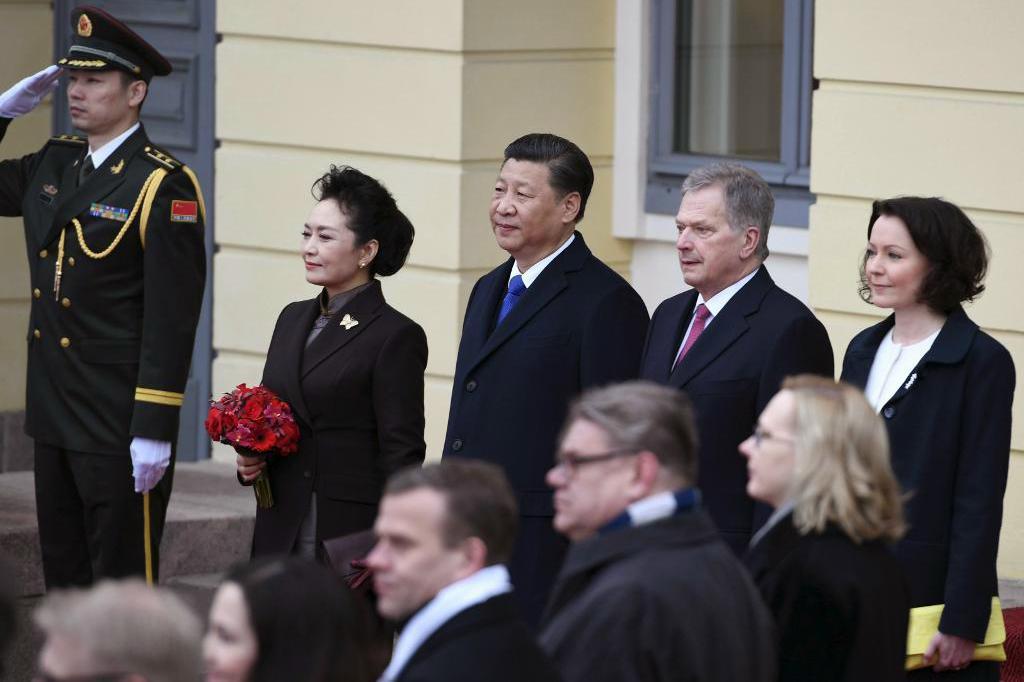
top-left (639, 163), bottom-right (833, 555)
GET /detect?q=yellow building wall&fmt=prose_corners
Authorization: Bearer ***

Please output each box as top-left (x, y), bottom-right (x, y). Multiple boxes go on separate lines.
top-left (213, 0), bottom-right (625, 461)
top-left (0, 1), bottom-right (53, 411)
top-left (811, 0), bottom-right (1024, 576)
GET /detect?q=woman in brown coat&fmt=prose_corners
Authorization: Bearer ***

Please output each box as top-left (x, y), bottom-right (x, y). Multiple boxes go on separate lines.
top-left (237, 165), bottom-right (426, 557)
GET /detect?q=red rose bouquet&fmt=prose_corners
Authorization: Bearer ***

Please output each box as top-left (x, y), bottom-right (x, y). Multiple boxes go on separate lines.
top-left (205, 384), bottom-right (300, 508)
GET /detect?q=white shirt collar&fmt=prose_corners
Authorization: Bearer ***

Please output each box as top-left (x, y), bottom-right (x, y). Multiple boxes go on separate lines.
top-left (626, 490), bottom-right (679, 526)
top-left (508, 232), bottom-right (576, 288)
top-left (696, 266), bottom-right (760, 318)
top-left (87, 121), bottom-right (141, 169)
top-left (379, 565), bottom-right (512, 682)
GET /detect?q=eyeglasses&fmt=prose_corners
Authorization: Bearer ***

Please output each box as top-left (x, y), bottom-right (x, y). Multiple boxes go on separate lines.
top-left (553, 448), bottom-right (639, 475)
top-left (751, 426), bottom-right (793, 448)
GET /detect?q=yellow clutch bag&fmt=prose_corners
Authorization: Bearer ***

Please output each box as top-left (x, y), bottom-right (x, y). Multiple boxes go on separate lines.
top-left (905, 597), bottom-right (1006, 670)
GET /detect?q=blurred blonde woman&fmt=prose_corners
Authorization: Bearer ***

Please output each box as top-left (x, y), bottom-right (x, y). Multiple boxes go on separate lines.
top-left (741, 375), bottom-right (908, 682)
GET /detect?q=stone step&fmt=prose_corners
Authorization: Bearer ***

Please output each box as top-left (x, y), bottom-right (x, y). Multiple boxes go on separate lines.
top-left (0, 459), bottom-right (255, 598)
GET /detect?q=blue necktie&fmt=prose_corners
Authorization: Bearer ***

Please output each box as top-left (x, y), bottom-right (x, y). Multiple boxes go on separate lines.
top-left (497, 275), bottom-right (526, 324)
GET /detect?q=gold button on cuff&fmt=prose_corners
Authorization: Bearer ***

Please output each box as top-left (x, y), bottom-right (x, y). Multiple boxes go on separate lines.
top-left (61, 297), bottom-right (71, 308)
top-left (68, 257), bottom-right (76, 267)
top-left (33, 329), bottom-right (41, 339)
top-left (59, 337), bottom-right (71, 348)
top-left (39, 249), bottom-right (48, 258)
top-left (33, 288), bottom-right (41, 299)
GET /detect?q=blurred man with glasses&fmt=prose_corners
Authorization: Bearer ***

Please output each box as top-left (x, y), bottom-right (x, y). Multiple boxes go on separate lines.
top-left (539, 381), bottom-right (775, 682)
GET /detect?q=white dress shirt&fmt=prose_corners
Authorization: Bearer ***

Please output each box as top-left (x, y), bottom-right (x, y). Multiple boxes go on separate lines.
top-left (507, 233), bottom-right (576, 289)
top-left (864, 327), bottom-right (940, 411)
top-left (85, 121), bottom-right (140, 169)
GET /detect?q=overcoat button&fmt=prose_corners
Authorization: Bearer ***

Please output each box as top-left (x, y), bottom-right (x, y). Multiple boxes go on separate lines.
top-left (61, 297), bottom-right (71, 308)
top-left (303, 470), bottom-right (312, 479)
top-left (33, 288), bottom-right (41, 299)
top-left (882, 406), bottom-right (895, 419)
top-left (59, 337), bottom-right (71, 348)
top-left (33, 329), bottom-right (41, 339)
top-left (451, 439), bottom-right (464, 452)
top-left (466, 380), bottom-right (477, 392)
top-left (39, 249), bottom-right (48, 258)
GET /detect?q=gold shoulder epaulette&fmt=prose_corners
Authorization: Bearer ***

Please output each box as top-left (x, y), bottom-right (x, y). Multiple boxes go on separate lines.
top-left (49, 134), bottom-right (87, 146)
top-left (142, 145), bottom-right (182, 170)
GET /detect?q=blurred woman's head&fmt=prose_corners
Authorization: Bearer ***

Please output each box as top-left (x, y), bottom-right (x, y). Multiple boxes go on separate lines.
top-left (740, 375), bottom-right (905, 543)
top-left (203, 556), bottom-right (369, 682)
top-left (302, 165), bottom-right (415, 295)
top-left (859, 196), bottom-right (988, 314)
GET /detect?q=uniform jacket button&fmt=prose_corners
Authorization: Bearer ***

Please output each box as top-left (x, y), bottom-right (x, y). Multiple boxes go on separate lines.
top-left (882, 406), bottom-right (895, 419)
top-left (33, 329), bottom-right (41, 339)
top-left (33, 288), bottom-right (41, 299)
top-left (38, 249), bottom-right (48, 258)
top-left (61, 297), bottom-right (71, 308)
top-left (68, 256), bottom-right (76, 267)
top-left (465, 379), bottom-right (477, 392)
top-left (451, 438), bottom-right (464, 452)
top-left (59, 337), bottom-right (71, 348)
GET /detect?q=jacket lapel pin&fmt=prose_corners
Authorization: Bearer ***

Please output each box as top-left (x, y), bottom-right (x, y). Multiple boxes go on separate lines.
top-left (110, 159), bottom-right (125, 175)
top-left (904, 372), bottom-right (917, 390)
top-left (339, 314), bottom-right (359, 330)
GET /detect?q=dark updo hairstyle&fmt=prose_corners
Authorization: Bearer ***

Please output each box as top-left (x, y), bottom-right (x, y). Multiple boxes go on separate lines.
top-left (311, 165), bottom-right (415, 277)
top-left (858, 196), bottom-right (989, 314)
top-left (224, 556), bottom-right (371, 682)
top-left (503, 133), bottom-right (594, 224)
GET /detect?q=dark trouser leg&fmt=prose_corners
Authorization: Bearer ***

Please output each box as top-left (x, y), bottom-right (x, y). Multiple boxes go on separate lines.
top-left (509, 515), bottom-right (568, 629)
top-left (33, 442), bottom-right (93, 588)
top-left (69, 451), bottom-right (175, 582)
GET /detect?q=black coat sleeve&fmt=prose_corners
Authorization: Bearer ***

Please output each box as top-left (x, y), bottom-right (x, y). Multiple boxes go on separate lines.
top-left (129, 167), bottom-right (207, 441)
top-left (372, 320), bottom-right (428, 478)
top-left (940, 341), bottom-right (1015, 640)
top-left (579, 284), bottom-right (650, 389)
top-left (0, 117), bottom-right (35, 216)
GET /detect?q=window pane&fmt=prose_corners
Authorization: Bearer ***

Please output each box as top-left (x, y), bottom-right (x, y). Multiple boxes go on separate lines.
top-left (674, 0), bottom-right (784, 162)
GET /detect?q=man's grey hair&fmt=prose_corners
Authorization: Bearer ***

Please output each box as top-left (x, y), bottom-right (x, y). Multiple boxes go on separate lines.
top-left (563, 381), bottom-right (699, 485)
top-left (681, 162), bottom-right (774, 260)
top-left (34, 579), bottom-right (201, 682)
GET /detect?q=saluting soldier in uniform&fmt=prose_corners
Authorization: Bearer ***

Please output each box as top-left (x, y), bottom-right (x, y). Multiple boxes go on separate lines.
top-left (0, 6), bottom-right (206, 588)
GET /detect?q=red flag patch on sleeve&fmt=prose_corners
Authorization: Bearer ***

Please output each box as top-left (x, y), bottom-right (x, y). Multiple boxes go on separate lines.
top-left (170, 200), bottom-right (198, 223)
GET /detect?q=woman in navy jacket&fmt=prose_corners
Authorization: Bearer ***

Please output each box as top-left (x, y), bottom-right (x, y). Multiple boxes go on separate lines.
top-left (841, 197), bottom-right (1015, 681)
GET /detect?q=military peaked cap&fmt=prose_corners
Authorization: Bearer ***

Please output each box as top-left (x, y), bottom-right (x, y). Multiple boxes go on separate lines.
top-left (57, 5), bottom-right (172, 82)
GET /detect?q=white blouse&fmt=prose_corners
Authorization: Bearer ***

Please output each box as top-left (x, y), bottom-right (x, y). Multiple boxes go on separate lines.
top-left (864, 327), bottom-right (941, 411)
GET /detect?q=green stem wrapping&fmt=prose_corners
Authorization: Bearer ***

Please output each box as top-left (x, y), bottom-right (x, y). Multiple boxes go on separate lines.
top-left (253, 471), bottom-right (274, 509)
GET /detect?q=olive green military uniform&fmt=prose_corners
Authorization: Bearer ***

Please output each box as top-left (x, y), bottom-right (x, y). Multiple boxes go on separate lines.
top-left (0, 116), bottom-right (206, 585)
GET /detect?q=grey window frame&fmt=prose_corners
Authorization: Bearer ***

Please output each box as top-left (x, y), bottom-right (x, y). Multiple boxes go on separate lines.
top-left (646, 0), bottom-right (815, 227)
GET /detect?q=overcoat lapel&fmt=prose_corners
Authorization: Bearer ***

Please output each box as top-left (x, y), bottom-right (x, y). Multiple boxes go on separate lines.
top-left (273, 300), bottom-right (319, 428)
top-left (669, 268), bottom-right (774, 388)
top-left (44, 127), bottom-right (148, 248)
top-left (464, 235), bottom-right (588, 375)
top-left (458, 260), bottom-right (513, 367)
top-left (301, 281), bottom-right (385, 377)
top-left (844, 307), bottom-right (977, 411)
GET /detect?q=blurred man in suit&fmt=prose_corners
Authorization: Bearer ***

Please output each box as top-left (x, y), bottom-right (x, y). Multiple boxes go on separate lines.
top-left (443, 133), bottom-right (649, 624)
top-left (367, 460), bottom-right (560, 682)
top-left (540, 381), bottom-right (775, 682)
top-left (639, 163), bottom-right (832, 553)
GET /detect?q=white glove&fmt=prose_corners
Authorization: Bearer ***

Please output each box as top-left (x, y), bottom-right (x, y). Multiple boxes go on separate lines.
top-left (130, 437), bottom-right (172, 493)
top-left (0, 65), bottom-right (61, 118)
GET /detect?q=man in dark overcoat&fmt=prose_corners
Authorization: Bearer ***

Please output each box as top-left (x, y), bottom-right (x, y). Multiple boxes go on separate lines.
top-left (540, 381), bottom-right (775, 682)
top-left (442, 133), bottom-right (649, 625)
top-left (639, 162), bottom-right (833, 553)
top-left (0, 6), bottom-right (206, 587)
